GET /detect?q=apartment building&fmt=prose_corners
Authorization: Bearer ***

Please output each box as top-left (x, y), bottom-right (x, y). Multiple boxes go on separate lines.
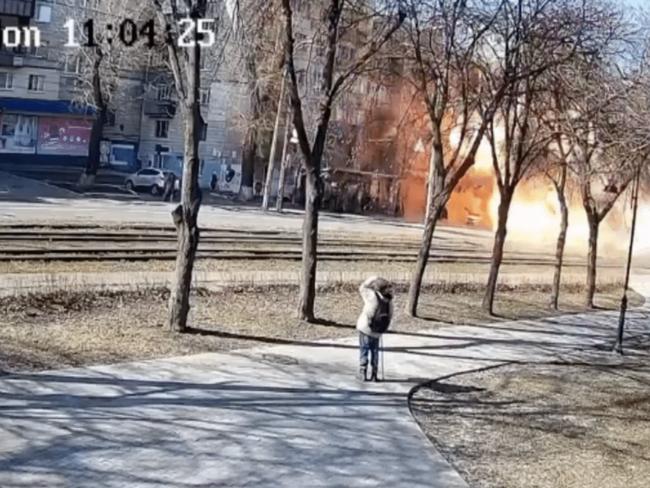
top-left (0, 1), bottom-right (92, 167)
top-left (0, 0), bottom-right (396, 200)
top-left (138, 53), bottom-right (249, 190)
top-left (0, 0), bottom-right (250, 192)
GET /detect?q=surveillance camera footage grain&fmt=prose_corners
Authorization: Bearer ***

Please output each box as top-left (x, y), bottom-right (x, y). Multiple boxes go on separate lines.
top-left (0, 1), bottom-right (649, 488)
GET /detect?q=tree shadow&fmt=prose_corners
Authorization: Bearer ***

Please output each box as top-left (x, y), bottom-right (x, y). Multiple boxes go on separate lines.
top-left (410, 361), bottom-right (650, 486)
top-left (0, 364), bottom-right (454, 487)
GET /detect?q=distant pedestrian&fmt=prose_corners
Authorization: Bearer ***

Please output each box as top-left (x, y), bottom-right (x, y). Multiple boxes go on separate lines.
top-left (173, 176), bottom-right (181, 201)
top-left (162, 172), bottom-right (175, 202)
top-left (356, 276), bottom-right (394, 382)
top-left (210, 172), bottom-right (218, 192)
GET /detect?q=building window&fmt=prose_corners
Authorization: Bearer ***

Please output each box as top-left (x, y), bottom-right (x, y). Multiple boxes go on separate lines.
top-left (0, 72), bottom-right (14, 90)
top-left (105, 110), bottom-right (116, 127)
top-left (200, 88), bottom-right (211, 105)
top-left (28, 75), bottom-right (45, 92)
top-left (64, 55), bottom-right (82, 74)
top-left (81, 0), bottom-right (101, 8)
top-left (155, 120), bottom-right (169, 139)
top-left (156, 84), bottom-right (170, 101)
top-left (36, 4), bottom-right (52, 23)
top-left (199, 121), bottom-right (207, 141)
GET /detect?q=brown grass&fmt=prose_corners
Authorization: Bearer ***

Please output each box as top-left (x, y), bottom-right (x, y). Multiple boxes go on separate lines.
top-left (411, 361), bottom-right (650, 488)
top-left (0, 282), bottom-right (640, 375)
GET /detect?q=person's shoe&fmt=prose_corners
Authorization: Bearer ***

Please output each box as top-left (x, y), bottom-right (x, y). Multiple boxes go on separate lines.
top-left (370, 369), bottom-right (381, 382)
top-left (357, 367), bottom-right (368, 382)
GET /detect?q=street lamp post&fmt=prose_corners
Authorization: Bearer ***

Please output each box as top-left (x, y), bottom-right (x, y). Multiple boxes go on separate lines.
top-left (613, 163), bottom-right (642, 355)
top-left (262, 39), bottom-right (313, 211)
top-left (276, 108), bottom-right (294, 212)
top-left (262, 69), bottom-right (287, 210)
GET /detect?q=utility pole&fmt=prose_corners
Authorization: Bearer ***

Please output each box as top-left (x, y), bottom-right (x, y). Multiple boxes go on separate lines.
top-left (613, 163), bottom-right (642, 355)
top-left (276, 106), bottom-right (293, 212)
top-left (262, 70), bottom-right (287, 210)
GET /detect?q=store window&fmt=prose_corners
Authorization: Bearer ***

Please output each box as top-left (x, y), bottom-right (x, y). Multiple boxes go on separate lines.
top-left (0, 114), bottom-right (37, 153)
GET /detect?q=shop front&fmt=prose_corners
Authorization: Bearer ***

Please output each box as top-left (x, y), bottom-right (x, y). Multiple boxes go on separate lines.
top-left (0, 98), bottom-right (94, 168)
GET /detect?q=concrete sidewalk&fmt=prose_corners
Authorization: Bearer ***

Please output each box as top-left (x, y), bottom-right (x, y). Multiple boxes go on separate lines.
top-left (0, 278), bottom-right (648, 487)
top-left (0, 171), bottom-right (79, 202)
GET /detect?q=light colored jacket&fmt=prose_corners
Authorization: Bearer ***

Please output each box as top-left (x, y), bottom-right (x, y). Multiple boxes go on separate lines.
top-left (356, 276), bottom-right (394, 338)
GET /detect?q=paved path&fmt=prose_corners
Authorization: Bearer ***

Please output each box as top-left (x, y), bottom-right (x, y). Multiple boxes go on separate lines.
top-left (0, 277), bottom-right (648, 487)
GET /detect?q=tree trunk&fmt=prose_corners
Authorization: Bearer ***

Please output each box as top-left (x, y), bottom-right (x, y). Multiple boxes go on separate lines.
top-left (240, 60), bottom-right (261, 202)
top-left (240, 133), bottom-right (256, 201)
top-left (424, 148), bottom-right (436, 223)
top-left (298, 168), bottom-right (322, 321)
top-left (168, 43), bottom-right (202, 333)
top-left (585, 211), bottom-right (599, 308)
top-left (551, 185), bottom-right (569, 310)
top-left (80, 50), bottom-right (105, 189)
top-left (406, 201), bottom-right (445, 317)
top-left (406, 139), bottom-right (445, 317)
top-left (276, 109), bottom-right (292, 212)
top-left (482, 192), bottom-right (513, 315)
top-left (80, 108), bottom-right (106, 188)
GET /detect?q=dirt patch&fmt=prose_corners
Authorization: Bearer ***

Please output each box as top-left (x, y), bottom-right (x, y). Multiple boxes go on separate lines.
top-left (411, 360), bottom-right (650, 488)
top-left (0, 283), bottom-right (641, 374)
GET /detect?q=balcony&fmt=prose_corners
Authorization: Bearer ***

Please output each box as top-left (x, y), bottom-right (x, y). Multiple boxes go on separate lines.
top-left (144, 99), bottom-right (177, 118)
top-left (0, 46), bottom-right (57, 68)
top-left (0, 50), bottom-right (22, 67)
top-left (0, 0), bottom-right (34, 17)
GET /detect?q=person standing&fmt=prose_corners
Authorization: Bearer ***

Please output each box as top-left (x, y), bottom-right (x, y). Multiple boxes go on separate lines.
top-left (356, 276), bottom-right (394, 382)
top-left (162, 172), bottom-right (175, 202)
top-left (173, 175), bottom-right (180, 201)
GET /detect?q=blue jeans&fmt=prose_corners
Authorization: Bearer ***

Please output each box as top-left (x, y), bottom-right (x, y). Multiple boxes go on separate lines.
top-left (359, 332), bottom-right (380, 370)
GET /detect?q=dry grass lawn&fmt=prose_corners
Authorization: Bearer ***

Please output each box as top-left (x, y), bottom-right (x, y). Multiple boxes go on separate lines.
top-left (0, 282), bottom-right (640, 374)
top-left (411, 360), bottom-right (650, 488)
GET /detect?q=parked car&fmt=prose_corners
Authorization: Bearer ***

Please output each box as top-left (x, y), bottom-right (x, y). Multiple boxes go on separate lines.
top-left (125, 168), bottom-right (168, 196)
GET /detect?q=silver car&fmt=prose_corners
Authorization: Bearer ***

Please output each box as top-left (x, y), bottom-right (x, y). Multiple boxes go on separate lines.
top-left (125, 168), bottom-right (168, 196)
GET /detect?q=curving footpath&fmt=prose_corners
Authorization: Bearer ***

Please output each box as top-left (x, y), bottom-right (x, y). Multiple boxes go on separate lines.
top-left (0, 275), bottom-right (648, 488)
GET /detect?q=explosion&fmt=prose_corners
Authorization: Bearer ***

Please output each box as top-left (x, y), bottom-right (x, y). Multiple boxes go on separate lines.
top-left (401, 125), bottom-right (643, 260)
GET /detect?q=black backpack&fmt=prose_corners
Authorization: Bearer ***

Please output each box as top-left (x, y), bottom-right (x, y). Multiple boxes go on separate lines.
top-left (369, 293), bottom-right (391, 334)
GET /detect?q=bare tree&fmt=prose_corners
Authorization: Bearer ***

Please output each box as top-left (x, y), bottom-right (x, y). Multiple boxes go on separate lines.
top-left (66, 0), bottom-right (147, 188)
top-left (557, 52), bottom-right (644, 308)
top-left (151, 0), bottom-right (226, 331)
top-left (542, 93), bottom-right (573, 310)
top-left (233, 0), bottom-right (284, 201)
top-left (479, 0), bottom-right (613, 314)
top-left (403, 0), bottom-right (511, 316)
top-left (537, 2), bottom-right (640, 310)
top-left (281, 0), bottom-right (405, 321)
top-left (558, 23), bottom-right (647, 307)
